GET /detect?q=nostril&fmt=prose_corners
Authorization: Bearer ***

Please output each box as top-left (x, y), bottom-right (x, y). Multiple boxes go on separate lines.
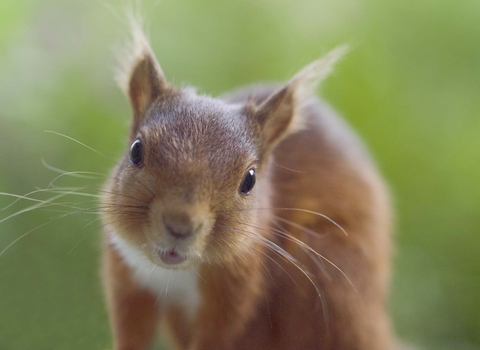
top-left (165, 222), bottom-right (192, 239)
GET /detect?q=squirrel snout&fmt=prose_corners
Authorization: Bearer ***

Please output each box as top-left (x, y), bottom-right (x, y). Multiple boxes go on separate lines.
top-left (163, 213), bottom-right (200, 239)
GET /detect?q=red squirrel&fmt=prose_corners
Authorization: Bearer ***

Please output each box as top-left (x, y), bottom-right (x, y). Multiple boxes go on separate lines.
top-left (101, 22), bottom-right (394, 350)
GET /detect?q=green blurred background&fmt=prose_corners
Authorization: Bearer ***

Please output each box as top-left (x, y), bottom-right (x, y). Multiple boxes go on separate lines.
top-left (1, 0), bottom-right (479, 349)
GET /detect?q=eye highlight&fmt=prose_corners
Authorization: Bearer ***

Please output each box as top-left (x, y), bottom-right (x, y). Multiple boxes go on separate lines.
top-left (130, 139), bottom-right (143, 167)
top-left (239, 168), bottom-right (256, 195)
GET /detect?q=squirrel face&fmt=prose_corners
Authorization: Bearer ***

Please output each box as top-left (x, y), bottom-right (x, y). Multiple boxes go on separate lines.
top-left (103, 90), bottom-right (263, 269)
top-left (101, 28), bottom-right (346, 269)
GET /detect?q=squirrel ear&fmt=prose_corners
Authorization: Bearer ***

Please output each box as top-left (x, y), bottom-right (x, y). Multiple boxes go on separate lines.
top-left (128, 50), bottom-right (166, 119)
top-left (117, 19), bottom-right (167, 121)
top-left (254, 45), bottom-right (348, 152)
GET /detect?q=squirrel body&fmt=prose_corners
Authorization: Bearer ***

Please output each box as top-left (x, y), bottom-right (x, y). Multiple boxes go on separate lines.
top-left (101, 26), bottom-right (394, 350)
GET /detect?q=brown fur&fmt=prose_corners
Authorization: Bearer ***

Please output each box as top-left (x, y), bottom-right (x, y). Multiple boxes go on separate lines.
top-left (101, 26), bottom-right (394, 350)
top-left (102, 234), bottom-right (160, 350)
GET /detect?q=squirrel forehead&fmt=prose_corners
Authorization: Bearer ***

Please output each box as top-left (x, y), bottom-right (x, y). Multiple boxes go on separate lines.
top-left (146, 93), bottom-right (250, 136)
top-left (140, 94), bottom-right (257, 171)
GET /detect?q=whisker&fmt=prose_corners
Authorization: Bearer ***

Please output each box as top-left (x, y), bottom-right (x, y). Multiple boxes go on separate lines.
top-left (269, 218), bottom-right (332, 282)
top-left (46, 185), bottom-right (151, 205)
top-left (0, 206), bottom-right (109, 257)
top-left (224, 218), bottom-right (356, 294)
top-left (2, 185), bottom-right (151, 212)
top-left (41, 158), bottom-right (105, 179)
top-left (218, 222), bottom-right (329, 323)
top-left (46, 171), bottom-right (103, 189)
top-left (272, 215), bottom-right (323, 238)
top-left (220, 207), bottom-right (348, 237)
top-left (148, 264), bottom-right (157, 284)
top-left (66, 218), bottom-right (144, 260)
top-left (64, 236), bottom-right (89, 260)
top-left (193, 269), bottom-right (207, 284)
top-left (96, 188), bottom-right (151, 204)
top-left (1, 191), bottom-right (71, 211)
top-left (45, 130), bottom-right (118, 165)
top-left (0, 185), bottom-right (138, 214)
top-left (217, 224), bottom-right (320, 295)
top-left (272, 161), bottom-right (307, 173)
top-left (0, 221), bottom-right (54, 258)
top-left (35, 163), bottom-right (155, 205)
top-left (132, 171), bottom-right (156, 198)
top-left (0, 193), bottom-right (82, 224)
top-left (271, 208), bottom-right (348, 237)
top-left (38, 190), bottom-right (102, 199)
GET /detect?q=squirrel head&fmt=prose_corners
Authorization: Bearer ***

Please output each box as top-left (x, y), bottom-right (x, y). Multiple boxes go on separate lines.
top-left (102, 22), bottom-right (345, 269)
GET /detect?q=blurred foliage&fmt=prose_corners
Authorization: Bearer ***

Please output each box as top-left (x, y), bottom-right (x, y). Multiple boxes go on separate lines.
top-left (0, 0), bottom-right (479, 349)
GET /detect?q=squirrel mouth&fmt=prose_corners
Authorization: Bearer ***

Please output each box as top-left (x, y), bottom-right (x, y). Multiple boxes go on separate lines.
top-left (158, 250), bottom-right (187, 265)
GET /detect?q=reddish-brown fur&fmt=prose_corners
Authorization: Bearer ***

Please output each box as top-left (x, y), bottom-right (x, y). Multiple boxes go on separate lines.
top-left (101, 27), bottom-right (394, 350)
top-left (103, 237), bottom-right (160, 349)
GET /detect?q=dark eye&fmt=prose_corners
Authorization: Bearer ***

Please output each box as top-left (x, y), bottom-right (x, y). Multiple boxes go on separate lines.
top-left (130, 139), bottom-right (143, 167)
top-left (240, 169), bottom-right (256, 195)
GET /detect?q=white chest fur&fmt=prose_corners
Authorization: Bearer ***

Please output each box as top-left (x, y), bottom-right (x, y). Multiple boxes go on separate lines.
top-left (109, 233), bottom-right (201, 319)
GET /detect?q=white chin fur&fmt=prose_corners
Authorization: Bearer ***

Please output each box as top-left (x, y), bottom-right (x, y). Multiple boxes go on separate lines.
top-left (109, 231), bottom-right (201, 319)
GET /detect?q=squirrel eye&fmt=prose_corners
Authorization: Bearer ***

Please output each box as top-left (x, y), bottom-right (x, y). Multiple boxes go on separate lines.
top-left (130, 139), bottom-right (143, 167)
top-left (239, 169), bottom-right (256, 195)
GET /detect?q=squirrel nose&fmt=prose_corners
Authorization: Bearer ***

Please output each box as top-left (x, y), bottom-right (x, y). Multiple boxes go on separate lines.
top-left (163, 214), bottom-right (197, 239)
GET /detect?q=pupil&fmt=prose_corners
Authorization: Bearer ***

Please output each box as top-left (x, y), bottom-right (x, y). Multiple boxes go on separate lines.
top-left (130, 139), bottom-right (143, 166)
top-left (240, 169), bottom-right (256, 195)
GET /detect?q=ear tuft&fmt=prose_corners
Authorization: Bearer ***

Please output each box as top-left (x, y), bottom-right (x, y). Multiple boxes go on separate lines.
top-left (116, 14), bottom-right (157, 94)
top-left (254, 45), bottom-right (348, 153)
top-left (116, 13), bottom-right (167, 120)
top-left (289, 44), bottom-right (348, 98)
